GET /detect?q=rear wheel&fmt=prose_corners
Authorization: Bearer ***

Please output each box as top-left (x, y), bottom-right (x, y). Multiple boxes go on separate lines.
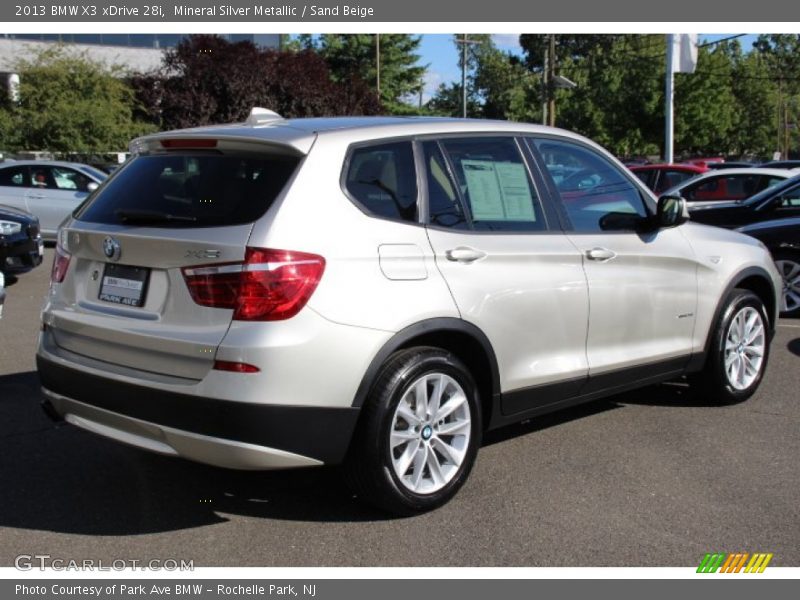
top-left (774, 251), bottom-right (800, 317)
top-left (693, 289), bottom-right (770, 404)
top-left (345, 347), bottom-right (481, 515)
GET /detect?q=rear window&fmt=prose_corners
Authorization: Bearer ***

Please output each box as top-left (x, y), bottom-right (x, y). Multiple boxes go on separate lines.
top-left (75, 153), bottom-right (299, 227)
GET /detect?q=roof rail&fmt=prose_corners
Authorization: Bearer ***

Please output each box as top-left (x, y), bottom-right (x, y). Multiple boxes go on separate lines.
top-left (246, 107), bottom-right (283, 126)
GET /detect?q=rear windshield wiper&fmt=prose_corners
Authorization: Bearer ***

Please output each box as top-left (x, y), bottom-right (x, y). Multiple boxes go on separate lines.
top-left (115, 209), bottom-right (198, 225)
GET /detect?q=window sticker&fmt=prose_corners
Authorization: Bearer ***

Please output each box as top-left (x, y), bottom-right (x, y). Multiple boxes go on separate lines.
top-left (461, 160), bottom-right (535, 221)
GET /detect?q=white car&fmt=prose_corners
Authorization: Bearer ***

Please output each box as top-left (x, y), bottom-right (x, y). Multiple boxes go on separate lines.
top-left (0, 161), bottom-right (107, 240)
top-left (37, 112), bottom-right (782, 514)
top-left (661, 167), bottom-right (799, 208)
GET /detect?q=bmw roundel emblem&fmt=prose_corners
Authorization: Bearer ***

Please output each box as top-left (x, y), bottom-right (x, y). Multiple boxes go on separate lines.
top-left (103, 236), bottom-right (121, 262)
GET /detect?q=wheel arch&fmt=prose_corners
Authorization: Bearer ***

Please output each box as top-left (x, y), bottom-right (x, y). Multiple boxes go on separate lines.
top-left (351, 318), bottom-right (500, 429)
top-left (691, 266), bottom-right (778, 372)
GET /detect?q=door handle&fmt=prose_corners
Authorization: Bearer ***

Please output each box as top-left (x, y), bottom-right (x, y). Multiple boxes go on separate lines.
top-left (27, 194), bottom-right (45, 199)
top-left (445, 246), bottom-right (487, 263)
top-left (585, 247), bottom-right (617, 262)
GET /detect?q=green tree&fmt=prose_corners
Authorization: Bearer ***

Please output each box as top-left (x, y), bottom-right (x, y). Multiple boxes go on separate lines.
top-left (1, 46), bottom-right (155, 153)
top-left (673, 44), bottom-right (738, 156)
top-left (728, 47), bottom-right (778, 157)
top-left (555, 35), bottom-right (665, 157)
top-left (427, 35), bottom-right (538, 121)
top-left (311, 34), bottom-right (426, 113)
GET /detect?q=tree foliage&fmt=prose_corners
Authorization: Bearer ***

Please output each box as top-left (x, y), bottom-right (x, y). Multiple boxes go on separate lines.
top-left (0, 46), bottom-right (155, 153)
top-left (131, 35), bottom-right (382, 131)
top-left (303, 34), bottom-right (425, 114)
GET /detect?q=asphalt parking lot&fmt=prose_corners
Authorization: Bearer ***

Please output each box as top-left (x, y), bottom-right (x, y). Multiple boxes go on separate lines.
top-left (1, 249), bottom-right (798, 567)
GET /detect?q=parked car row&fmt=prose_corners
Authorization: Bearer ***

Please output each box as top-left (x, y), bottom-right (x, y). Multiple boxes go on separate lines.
top-left (0, 160), bottom-right (107, 240)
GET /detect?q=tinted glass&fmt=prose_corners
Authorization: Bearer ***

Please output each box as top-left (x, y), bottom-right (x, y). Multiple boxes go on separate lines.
top-left (0, 166), bottom-right (28, 187)
top-left (632, 169), bottom-right (655, 190)
top-left (30, 167), bottom-right (57, 189)
top-left (439, 137), bottom-right (545, 232)
top-left (657, 170), bottom-right (695, 193)
top-left (76, 153), bottom-right (299, 227)
top-left (52, 167), bottom-right (94, 192)
top-left (532, 138), bottom-right (647, 233)
top-left (345, 142), bottom-right (418, 223)
top-left (684, 174), bottom-right (759, 201)
top-left (421, 141), bottom-right (468, 229)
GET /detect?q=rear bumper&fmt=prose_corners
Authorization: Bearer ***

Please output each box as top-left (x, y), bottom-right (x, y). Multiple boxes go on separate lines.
top-left (37, 355), bottom-right (360, 469)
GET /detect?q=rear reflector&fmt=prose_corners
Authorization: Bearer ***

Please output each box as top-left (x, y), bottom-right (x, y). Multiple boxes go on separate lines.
top-left (182, 247), bottom-right (325, 321)
top-left (51, 244), bottom-right (71, 284)
top-left (213, 360), bottom-right (260, 373)
top-left (160, 138), bottom-right (218, 149)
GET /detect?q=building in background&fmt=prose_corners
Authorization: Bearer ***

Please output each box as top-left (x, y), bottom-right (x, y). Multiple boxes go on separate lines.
top-left (0, 34), bottom-right (281, 94)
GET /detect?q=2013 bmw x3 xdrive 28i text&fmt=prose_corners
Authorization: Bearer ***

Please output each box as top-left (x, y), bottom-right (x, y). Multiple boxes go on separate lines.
top-left (37, 110), bottom-right (781, 514)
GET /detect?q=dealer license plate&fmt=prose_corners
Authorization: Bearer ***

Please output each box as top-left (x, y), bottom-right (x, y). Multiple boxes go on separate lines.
top-left (98, 264), bottom-right (150, 307)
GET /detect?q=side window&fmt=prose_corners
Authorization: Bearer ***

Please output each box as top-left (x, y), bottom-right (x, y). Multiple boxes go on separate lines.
top-left (421, 141), bottom-right (468, 230)
top-left (437, 137), bottom-right (545, 232)
top-left (531, 137), bottom-right (648, 233)
top-left (687, 175), bottom-right (757, 201)
top-left (657, 170), bottom-right (694, 193)
top-left (777, 184), bottom-right (800, 209)
top-left (345, 142), bottom-right (418, 223)
top-left (632, 169), bottom-right (655, 190)
top-left (51, 167), bottom-right (93, 192)
top-left (760, 176), bottom-right (787, 193)
top-left (0, 166), bottom-right (29, 187)
top-left (30, 167), bottom-right (58, 190)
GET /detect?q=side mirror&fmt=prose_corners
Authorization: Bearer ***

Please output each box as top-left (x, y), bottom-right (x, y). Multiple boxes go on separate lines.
top-left (656, 194), bottom-right (689, 229)
top-left (86, 182), bottom-right (99, 192)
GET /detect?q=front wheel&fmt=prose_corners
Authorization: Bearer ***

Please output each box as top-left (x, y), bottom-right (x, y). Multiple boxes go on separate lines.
top-left (345, 347), bottom-right (482, 515)
top-left (774, 251), bottom-right (800, 318)
top-left (693, 288), bottom-right (770, 404)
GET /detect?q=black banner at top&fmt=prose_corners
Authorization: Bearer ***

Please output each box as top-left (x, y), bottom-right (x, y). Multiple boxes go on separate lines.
top-left (2, 0), bottom-right (799, 22)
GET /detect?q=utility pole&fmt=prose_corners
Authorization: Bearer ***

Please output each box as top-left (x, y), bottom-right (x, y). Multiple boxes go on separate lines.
top-left (777, 78), bottom-right (783, 159)
top-left (455, 34), bottom-right (481, 118)
top-left (665, 34), bottom-right (675, 163)
top-left (376, 34), bottom-right (381, 102)
top-left (542, 39), bottom-right (548, 125)
top-left (548, 34), bottom-right (556, 127)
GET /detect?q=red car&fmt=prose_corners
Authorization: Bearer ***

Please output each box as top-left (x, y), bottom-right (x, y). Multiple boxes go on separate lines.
top-left (629, 163), bottom-right (708, 194)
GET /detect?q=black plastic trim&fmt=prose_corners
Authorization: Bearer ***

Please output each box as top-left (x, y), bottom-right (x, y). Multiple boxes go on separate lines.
top-left (37, 356), bottom-right (360, 465)
top-left (351, 318), bottom-right (501, 408)
top-left (490, 355), bottom-right (691, 430)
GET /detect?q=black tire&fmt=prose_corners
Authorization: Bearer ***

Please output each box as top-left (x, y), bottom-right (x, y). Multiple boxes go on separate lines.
top-left (692, 288), bottom-right (770, 405)
top-left (773, 250), bottom-right (800, 318)
top-left (344, 347), bottom-right (482, 516)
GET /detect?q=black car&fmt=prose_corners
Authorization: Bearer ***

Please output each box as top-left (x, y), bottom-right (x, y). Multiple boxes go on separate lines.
top-left (759, 160), bottom-right (800, 169)
top-left (736, 218), bottom-right (800, 317)
top-left (688, 173), bottom-right (800, 229)
top-left (0, 204), bottom-right (44, 275)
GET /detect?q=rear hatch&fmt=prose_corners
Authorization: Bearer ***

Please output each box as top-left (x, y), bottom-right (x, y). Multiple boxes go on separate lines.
top-left (48, 136), bottom-right (306, 380)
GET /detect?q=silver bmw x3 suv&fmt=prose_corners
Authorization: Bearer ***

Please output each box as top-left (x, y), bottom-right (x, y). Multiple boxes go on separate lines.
top-left (37, 110), bottom-right (781, 514)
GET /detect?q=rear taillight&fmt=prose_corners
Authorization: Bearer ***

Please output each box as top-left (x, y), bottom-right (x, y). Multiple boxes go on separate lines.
top-left (51, 244), bottom-right (71, 284)
top-left (182, 247), bottom-right (325, 321)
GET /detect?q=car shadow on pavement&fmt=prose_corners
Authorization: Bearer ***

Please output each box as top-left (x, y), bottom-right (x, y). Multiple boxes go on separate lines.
top-left (0, 371), bottom-right (703, 534)
top-left (788, 337), bottom-right (800, 357)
